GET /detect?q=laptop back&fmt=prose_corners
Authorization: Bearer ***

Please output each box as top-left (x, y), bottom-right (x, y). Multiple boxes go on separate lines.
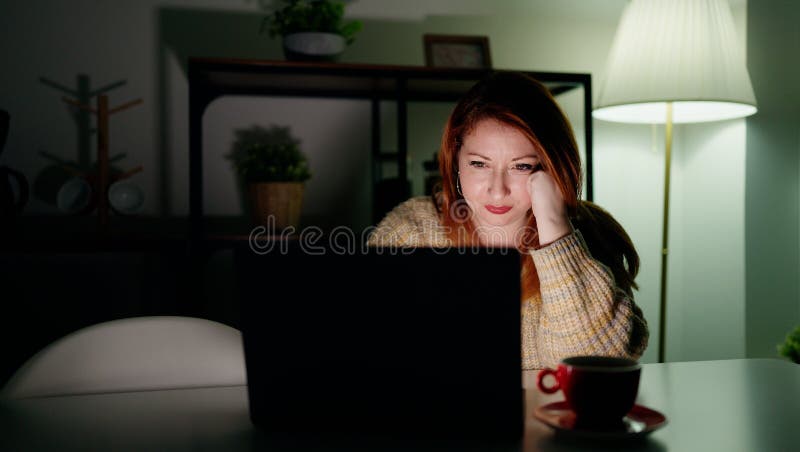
top-left (235, 242), bottom-right (523, 440)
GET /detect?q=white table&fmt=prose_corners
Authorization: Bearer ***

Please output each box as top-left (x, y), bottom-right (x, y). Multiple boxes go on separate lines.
top-left (2, 359), bottom-right (798, 451)
top-left (525, 358), bottom-right (800, 451)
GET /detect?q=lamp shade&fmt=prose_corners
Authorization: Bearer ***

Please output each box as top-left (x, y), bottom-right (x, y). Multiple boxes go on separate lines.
top-left (593, 0), bottom-right (757, 124)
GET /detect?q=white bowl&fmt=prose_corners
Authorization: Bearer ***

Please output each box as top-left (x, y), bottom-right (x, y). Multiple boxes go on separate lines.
top-left (283, 32), bottom-right (345, 60)
top-left (108, 180), bottom-right (144, 214)
top-left (56, 177), bottom-right (91, 214)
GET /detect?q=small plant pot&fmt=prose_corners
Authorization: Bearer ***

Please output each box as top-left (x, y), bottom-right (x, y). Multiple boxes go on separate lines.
top-left (282, 32), bottom-right (345, 62)
top-left (249, 182), bottom-right (304, 231)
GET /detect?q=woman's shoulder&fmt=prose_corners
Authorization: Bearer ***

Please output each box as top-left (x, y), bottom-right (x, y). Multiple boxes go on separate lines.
top-left (376, 196), bottom-right (440, 231)
top-left (368, 196), bottom-right (446, 246)
top-left (391, 196), bottom-right (439, 218)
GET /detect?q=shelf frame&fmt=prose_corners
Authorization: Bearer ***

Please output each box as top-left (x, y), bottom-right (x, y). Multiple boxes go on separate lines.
top-left (187, 58), bottom-right (593, 241)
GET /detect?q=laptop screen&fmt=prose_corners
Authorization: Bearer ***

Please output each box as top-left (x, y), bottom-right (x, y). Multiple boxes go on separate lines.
top-left (235, 241), bottom-right (523, 439)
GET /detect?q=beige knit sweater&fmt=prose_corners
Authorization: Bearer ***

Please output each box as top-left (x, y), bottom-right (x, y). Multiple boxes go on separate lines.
top-left (368, 197), bottom-right (649, 370)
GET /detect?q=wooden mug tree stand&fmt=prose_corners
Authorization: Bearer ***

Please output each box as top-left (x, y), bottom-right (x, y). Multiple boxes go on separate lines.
top-left (61, 94), bottom-right (142, 236)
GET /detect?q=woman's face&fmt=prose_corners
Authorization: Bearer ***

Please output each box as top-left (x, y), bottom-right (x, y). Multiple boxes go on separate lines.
top-left (457, 118), bottom-right (540, 237)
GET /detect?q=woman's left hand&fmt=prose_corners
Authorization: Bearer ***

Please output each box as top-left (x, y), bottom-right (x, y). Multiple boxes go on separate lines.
top-left (527, 170), bottom-right (571, 246)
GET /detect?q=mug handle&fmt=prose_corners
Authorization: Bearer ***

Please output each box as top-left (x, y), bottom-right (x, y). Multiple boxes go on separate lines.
top-left (537, 368), bottom-right (560, 394)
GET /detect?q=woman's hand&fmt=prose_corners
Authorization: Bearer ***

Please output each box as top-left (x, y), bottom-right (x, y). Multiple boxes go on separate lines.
top-left (527, 170), bottom-right (571, 246)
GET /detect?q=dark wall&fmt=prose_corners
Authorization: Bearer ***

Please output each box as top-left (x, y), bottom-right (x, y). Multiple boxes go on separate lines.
top-left (745, 0), bottom-right (800, 358)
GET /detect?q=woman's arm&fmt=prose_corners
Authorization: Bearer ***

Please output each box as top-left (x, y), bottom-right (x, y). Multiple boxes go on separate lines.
top-left (530, 231), bottom-right (649, 367)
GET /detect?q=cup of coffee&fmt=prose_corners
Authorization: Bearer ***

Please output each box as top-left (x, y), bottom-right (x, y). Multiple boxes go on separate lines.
top-left (537, 356), bottom-right (641, 427)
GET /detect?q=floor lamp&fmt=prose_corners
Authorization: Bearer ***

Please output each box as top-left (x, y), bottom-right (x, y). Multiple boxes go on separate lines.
top-left (592, 0), bottom-right (757, 363)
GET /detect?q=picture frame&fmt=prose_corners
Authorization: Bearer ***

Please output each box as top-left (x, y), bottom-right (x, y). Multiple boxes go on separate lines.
top-left (423, 34), bottom-right (492, 69)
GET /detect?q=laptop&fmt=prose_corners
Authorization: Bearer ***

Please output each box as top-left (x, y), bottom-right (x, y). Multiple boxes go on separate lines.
top-left (234, 240), bottom-right (523, 440)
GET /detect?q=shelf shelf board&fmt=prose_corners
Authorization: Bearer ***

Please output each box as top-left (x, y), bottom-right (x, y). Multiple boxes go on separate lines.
top-left (189, 58), bottom-right (587, 102)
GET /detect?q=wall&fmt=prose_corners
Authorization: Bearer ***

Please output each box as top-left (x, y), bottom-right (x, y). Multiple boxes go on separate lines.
top-left (745, 0), bottom-right (800, 358)
top-left (0, 0), bottom-right (756, 364)
top-left (671, 121), bottom-right (747, 361)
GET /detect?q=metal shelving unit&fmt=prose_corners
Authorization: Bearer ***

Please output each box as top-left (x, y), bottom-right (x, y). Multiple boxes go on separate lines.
top-left (187, 58), bottom-right (592, 240)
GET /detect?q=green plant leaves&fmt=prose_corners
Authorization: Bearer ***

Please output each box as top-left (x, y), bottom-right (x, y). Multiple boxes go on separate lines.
top-left (262, 0), bottom-right (362, 42)
top-left (339, 20), bottom-right (362, 45)
top-left (778, 325), bottom-right (800, 364)
top-left (226, 125), bottom-right (311, 183)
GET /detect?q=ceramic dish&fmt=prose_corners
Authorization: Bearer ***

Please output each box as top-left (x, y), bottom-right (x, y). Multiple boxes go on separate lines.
top-left (534, 401), bottom-right (667, 440)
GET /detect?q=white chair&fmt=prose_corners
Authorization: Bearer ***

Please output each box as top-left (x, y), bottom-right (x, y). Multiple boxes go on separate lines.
top-left (1, 316), bottom-right (247, 399)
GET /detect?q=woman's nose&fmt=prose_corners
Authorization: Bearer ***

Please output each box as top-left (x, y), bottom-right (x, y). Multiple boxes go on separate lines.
top-left (488, 170), bottom-right (511, 199)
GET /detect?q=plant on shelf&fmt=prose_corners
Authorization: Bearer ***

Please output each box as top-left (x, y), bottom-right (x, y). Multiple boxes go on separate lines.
top-left (260, 0), bottom-right (363, 61)
top-left (227, 125), bottom-right (311, 230)
top-left (778, 325), bottom-right (800, 364)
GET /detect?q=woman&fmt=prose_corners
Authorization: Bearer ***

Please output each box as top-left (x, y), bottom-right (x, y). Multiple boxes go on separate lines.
top-left (368, 72), bottom-right (648, 370)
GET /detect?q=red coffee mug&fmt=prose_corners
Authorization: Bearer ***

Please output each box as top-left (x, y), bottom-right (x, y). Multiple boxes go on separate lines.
top-left (537, 356), bottom-right (641, 426)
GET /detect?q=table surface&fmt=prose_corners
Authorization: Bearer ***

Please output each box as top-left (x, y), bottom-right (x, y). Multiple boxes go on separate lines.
top-left (2, 358), bottom-right (799, 451)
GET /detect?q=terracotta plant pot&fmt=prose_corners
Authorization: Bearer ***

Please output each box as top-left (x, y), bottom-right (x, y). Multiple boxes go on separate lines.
top-left (248, 182), bottom-right (304, 231)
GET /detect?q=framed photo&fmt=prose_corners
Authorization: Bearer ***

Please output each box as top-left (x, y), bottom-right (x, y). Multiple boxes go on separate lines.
top-left (423, 34), bottom-right (492, 69)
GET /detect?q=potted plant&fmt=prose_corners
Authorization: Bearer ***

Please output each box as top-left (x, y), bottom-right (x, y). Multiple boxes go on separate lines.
top-left (778, 325), bottom-right (800, 364)
top-left (260, 0), bottom-right (363, 61)
top-left (227, 125), bottom-right (311, 230)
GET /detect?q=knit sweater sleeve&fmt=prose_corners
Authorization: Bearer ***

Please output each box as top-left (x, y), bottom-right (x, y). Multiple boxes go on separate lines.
top-left (530, 231), bottom-right (649, 367)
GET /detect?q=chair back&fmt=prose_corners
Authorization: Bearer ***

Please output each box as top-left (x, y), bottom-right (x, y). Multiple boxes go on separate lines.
top-left (2, 316), bottom-right (246, 399)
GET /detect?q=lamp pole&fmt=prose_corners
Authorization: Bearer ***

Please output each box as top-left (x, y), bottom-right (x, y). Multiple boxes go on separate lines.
top-left (658, 102), bottom-right (673, 364)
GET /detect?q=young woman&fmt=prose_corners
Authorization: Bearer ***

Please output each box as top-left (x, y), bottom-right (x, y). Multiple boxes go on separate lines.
top-left (368, 72), bottom-right (649, 369)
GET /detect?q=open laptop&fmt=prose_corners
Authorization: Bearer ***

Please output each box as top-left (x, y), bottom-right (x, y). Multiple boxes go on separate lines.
top-left (234, 240), bottom-right (523, 440)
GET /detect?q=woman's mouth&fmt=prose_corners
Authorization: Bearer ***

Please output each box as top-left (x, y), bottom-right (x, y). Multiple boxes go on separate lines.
top-left (485, 205), bottom-right (512, 214)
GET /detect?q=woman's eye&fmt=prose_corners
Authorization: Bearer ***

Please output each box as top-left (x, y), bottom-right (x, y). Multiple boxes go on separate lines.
top-left (511, 163), bottom-right (535, 173)
top-left (469, 161), bottom-right (487, 168)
